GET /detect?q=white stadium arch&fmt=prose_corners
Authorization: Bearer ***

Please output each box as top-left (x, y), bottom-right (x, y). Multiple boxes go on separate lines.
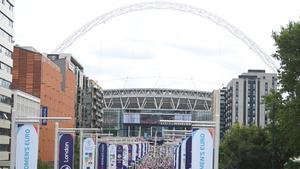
top-left (53, 1), bottom-right (278, 72)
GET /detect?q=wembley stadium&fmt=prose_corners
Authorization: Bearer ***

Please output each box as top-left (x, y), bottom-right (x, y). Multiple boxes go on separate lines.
top-left (102, 88), bottom-right (212, 137)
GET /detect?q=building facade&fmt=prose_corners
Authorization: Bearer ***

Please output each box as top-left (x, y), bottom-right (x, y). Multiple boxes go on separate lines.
top-left (220, 70), bottom-right (277, 134)
top-left (0, 0), bottom-right (14, 168)
top-left (47, 53), bottom-right (84, 128)
top-left (12, 46), bottom-right (76, 162)
top-left (82, 76), bottom-right (104, 129)
top-left (103, 88), bottom-right (212, 137)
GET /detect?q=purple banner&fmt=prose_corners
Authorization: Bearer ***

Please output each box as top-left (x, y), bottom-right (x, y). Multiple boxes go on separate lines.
top-left (59, 134), bottom-right (74, 169)
top-left (98, 143), bottom-right (107, 169)
top-left (185, 136), bottom-right (192, 169)
top-left (141, 143), bottom-right (143, 158)
top-left (136, 144), bottom-right (139, 161)
top-left (178, 144), bottom-right (181, 169)
top-left (128, 144), bottom-right (132, 166)
top-left (116, 145), bottom-right (123, 169)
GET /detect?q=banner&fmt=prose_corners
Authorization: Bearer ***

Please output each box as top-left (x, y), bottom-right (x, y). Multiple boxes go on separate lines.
top-left (122, 145), bottom-right (128, 169)
top-left (16, 124), bottom-right (39, 169)
top-left (176, 146), bottom-right (179, 169)
top-left (83, 137), bottom-right (96, 169)
top-left (185, 136), bottom-right (192, 169)
top-left (192, 128), bottom-right (214, 169)
top-left (178, 145), bottom-right (181, 169)
top-left (108, 145), bottom-right (117, 169)
top-left (181, 139), bottom-right (187, 169)
top-left (98, 143), bottom-right (107, 169)
top-left (132, 144), bottom-right (137, 163)
top-left (58, 134), bottom-right (74, 169)
top-left (128, 144), bottom-right (132, 166)
top-left (116, 145), bottom-right (123, 168)
top-left (41, 106), bottom-right (48, 125)
top-left (136, 144), bottom-right (139, 161)
top-left (141, 143), bottom-right (143, 158)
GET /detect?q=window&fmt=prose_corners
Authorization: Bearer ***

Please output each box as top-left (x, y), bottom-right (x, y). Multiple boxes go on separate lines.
top-left (0, 78), bottom-right (10, 89)
top-left (0, 12), bottom-right (13, 28)
top-left (0, 28), bottom-right (12, 43)
top-left (0, 62), bottom-right (11, 73)
top-left (0, 94), bottom-right (11, 105)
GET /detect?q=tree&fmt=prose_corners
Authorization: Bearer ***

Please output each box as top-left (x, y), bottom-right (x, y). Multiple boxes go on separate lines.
top-left (265, 20), bottom-right (300, 168)
top-left (219, 125), bottom-right (272, 169)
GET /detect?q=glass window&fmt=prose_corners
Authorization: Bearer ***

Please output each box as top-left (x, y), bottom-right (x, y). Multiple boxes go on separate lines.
top-left (0, 94), bottom-right (11, 105)
top-left (0, 62), bottom-right (11, 73)
top-left (0, 78), bottom-right (10, 89)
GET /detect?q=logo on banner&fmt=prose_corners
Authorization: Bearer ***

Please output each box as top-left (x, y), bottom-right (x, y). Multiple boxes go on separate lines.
top-left (16, 124), bottom-right (39, 169)
top-left (59, 134), bottom-right (74, 169)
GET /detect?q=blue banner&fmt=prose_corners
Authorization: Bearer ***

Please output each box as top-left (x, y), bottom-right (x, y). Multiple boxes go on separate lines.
top-left (116, 145), bottom-right (123, 169)
top-left (185, 136), bottom-right (192, 169)
top-left (128, 144), bottom-right (132, 166)
top-left (136, 144), bottom-right (139, 161)
top-left (98, 143), bottom-right (107, 169)
top-left (41, 106), bottom-right (48, 125)
top-left (58, 134), bottom-right (74, 169)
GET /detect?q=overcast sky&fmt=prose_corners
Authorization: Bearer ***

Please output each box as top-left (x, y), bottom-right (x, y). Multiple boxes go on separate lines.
top-left (14, 0), bottom-right (300, 91)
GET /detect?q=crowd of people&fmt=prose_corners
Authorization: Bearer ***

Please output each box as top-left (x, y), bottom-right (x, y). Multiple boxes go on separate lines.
top-left (135, 145), bottom-right (174, 169)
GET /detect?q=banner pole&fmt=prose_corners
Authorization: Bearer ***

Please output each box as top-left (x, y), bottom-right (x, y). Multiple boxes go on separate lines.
top-left (54, 122), bottom-right (59, 169)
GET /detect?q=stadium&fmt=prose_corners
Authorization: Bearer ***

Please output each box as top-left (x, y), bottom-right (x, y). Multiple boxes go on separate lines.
top-left (102, 88), bottom-right (212, 137)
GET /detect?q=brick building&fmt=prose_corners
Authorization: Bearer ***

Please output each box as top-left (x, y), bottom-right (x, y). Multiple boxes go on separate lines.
top-left (12, 46), bottom-right (76, 162)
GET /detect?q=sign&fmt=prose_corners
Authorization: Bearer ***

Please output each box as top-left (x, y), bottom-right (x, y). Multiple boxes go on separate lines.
top-left (108, 145), bottom-right (117, 169)
top-left (58, 134), bottom-right (74, 169)
top-left (116, 145), bottom-right (123, 168)
top-left (192, 128), bottom-right (214, 169)
top-left (185, 136), bottom-right (192, 169)
top-left (83, 137), bottom-right (96, 169)
top-left (122, 145), bottom-right (128, 169)
top-left (98, 143), bottom-right (107, 169)
top-left (41, 106), bottom-right (48, 125)
top-left (123, 113), bottom-right (140, 124)
top-left (16, 124), bottom-right (39, 169)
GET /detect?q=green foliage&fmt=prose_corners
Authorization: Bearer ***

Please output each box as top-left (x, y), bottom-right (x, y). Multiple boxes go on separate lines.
top-left (37, 159), bottom-right (53, 169)
top-left (219, 124), bottom-right (272, 169)
top-left (264, 20), bottom-right (300, 168)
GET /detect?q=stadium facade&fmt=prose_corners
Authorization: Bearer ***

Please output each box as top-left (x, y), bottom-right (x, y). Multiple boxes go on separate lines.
top-left (103, 88), bottom-right (212, 137)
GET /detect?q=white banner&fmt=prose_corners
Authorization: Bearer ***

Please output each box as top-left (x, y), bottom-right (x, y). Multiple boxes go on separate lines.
top-left (192, 128), bottom-right (214, 169)
top-left (16, 124), bottom-right (39, 169)
top-left (108, 144), bottom-right (117, 169)
top-left (176, 146), bottom-right (180, 169)
top-left (132, 144), bottom-right (137, 162)
top-left (181, 139), bottom-right (187, 169)
top-left (138, 143), bottom-right (142, 159)
top-left (82, 137), bottom-right (96, 169)
top-left (123, 145), bottom-right (128, 168)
